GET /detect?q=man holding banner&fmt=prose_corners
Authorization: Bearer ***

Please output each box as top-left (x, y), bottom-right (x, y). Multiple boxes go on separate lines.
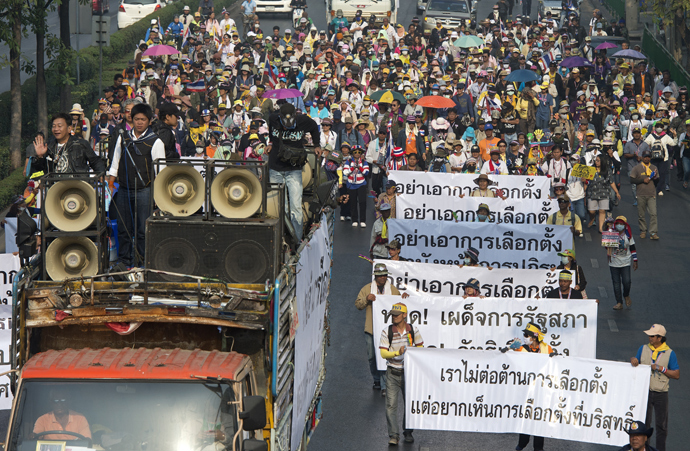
top-left (379, 302), bottom-right (423, 446)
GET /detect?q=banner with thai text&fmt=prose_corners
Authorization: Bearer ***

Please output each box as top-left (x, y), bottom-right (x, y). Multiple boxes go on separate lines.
top-left (396, 195), bottom-right (559, 224)
top-left (0, 253), bottom-right (19, 409)
top-left (292, 217), bottom-right (331, 451)
top-left (373, 295), bottom-right (597, 370)
top-left (373, 259), bottom-right (559, 298)
top-left (390, 171), bottom-right (550, 200)
top-left (404, 348), bottom-right (650, 446)
top-left (387, 219), bottom-right (573, 268)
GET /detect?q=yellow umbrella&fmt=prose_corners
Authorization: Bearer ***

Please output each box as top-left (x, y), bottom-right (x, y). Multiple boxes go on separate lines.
top-left (379, 91), bottom-right (394, 103)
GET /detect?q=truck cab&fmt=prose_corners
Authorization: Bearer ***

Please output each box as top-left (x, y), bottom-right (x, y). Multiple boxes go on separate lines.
top-left (328, 0), bottom-right (397, 28)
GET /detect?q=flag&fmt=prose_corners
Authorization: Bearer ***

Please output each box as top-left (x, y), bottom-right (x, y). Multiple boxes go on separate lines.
top-left (264, 62), bottom-right (277, 89)
top-left (385, 124), bottom-right (394, 167)
top-left (539, 50), bottom-right (554, 73)
top-left (186, 80), bottom-right (205, 92)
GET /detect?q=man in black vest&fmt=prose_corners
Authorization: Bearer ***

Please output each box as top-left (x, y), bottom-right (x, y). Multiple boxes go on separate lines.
top-left (108, 103), bottom-right (165, 267)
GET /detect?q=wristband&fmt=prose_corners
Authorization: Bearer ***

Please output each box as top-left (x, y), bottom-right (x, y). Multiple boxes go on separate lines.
top-left (662, 366), bottom-right (667, 374)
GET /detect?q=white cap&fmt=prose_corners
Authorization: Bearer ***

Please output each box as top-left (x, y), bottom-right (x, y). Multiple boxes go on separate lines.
top-left (644, 324), bottom-right (667, 337)
top-left (183, 4), bottom-right (190, 9)
top-left (285, 29), bottom-right (292, 34)
top-left (151, 19), bottom-right (157, 24)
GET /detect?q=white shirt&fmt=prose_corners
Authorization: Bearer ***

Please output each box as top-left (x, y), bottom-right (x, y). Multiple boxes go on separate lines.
top-left (108, 129), bottom-right (166, 178)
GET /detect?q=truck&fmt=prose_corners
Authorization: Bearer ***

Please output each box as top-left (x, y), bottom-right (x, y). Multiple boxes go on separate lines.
top-left (4, 208), bottom-right (334, 451)
top-left (327, 0), bottom-right (397, 28)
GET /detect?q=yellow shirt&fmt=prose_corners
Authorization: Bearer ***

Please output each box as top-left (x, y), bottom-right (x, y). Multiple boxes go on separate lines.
top-left (546, 210), bottom-right (582, 234)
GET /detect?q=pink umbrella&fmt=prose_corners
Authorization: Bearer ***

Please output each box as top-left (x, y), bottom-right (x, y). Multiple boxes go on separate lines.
top-left (262, 89), bottom-right (303, 99)
top-left (595, 42), bottom-right (618, 50)
top-left (142, 45), bottom-right (180, 56)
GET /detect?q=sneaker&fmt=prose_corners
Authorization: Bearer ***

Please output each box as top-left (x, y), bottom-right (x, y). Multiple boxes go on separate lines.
top-left (658, 191), bottom-right (664, 196)
top-left (613, 303), bottom-right (623, 310)
top-left (381, 389), bottom-right (386, 397)
top-left (388, 436), bottom-right (399, 446)
top-left (625, 296), bottom-right (632, 308)
top-left (650, 234), bottom-right (659, 240)
top-left (360, 222), bottom-right (367, 228)
top-left (633, 200), bottom-right (638, 206)
top-left (373, 381), bottom-right (381, 390)
top-left (578, 232), bottom-right (584, 238)
top-left (340, 216), bottom-right (345, 221)
top-left (352, 222), bottom-right (359, 227)
top-left (346, 216), bottom-right (352, 221)
top-left (403, 432), bottom-right (414, 443)
top-left (640, 232), bottom-right (646, 239)
top-left (665, 187), bottom-right (670, 191)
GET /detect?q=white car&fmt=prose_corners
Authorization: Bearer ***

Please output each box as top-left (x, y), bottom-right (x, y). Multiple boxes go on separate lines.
top-left (117, 0), bottom-right (166, 29)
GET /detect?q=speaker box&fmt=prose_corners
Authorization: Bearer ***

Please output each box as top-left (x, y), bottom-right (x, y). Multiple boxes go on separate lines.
top-left (41, 173), bottom-right (108, 281)
top-left (145, 217), bottom-right (282, 284)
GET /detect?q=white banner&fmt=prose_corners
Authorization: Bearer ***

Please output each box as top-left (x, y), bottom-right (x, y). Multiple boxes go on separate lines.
top-left (390, 171), bottom-right (551, 200)
top-left (396, 195), bottom-right (559, 224)
top-left (405, 348), bottom-right (650, 446)
top-left (373, 295), bottom-right (597, 370)
top-left (374, 259), bottom-right (559, 298)
top-left (292, 217), bottom-right (331, 451)
top-left (0, 254), bottom-right (19, 410)
top-left (388, 219), bottom-right (573, 268)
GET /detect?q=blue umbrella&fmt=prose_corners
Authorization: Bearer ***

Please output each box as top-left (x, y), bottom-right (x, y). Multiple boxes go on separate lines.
top-left (559, 56), bottom-right (593, 68)
top-left (505, 69), bottom-right (540, 83)
top-left (611, 49), bottom-right (647, 59)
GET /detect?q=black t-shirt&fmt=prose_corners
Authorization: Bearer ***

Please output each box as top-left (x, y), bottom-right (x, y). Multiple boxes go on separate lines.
top-left (545, 287), bottom-right (583, 299)
top-left (501, 114), bottom-right (518, 135)
top-left (267, 112), bottom-right (320, 172)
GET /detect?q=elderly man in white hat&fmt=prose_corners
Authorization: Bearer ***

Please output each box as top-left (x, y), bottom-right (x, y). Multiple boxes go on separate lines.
top-left (630, 324), bottom-right (680, 451)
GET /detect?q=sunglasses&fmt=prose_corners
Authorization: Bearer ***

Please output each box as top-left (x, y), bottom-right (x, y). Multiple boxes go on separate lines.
top-left (557, 199), bottom-right (569, 204)
top-left (352, 150), bottom-right (363, 154)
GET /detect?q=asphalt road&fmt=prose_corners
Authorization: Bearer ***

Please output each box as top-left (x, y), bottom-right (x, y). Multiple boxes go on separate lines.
top-left (302, 3), bottom-right (690, 451)
top-left (0, 7), bottom-right (119, 94)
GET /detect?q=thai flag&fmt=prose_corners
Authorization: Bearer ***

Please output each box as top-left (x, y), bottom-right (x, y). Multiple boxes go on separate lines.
top-left (539, 50), bottom-right (553, 73)
top-left (385, 124), bottom-right (394, 166)
top-left (499, 19), bottom-right (507, 39)
top-left (186, 79), bottom-right (205, 92)
top-left (263, 62), bottom-right (277, 89)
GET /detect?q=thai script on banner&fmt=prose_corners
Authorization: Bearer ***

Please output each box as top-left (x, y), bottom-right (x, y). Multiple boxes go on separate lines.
top-left (388, 219), bottom-right (572, 268)
top-left (373, 259), bottom-right (559, 298)
top-left (404, 349), bottom-right (649, 446)
top-left (373, 295), bottom-right (597, 370)
top-left (390, 171), bottom-right (550, 200)
top-left (396, 196), bottom-right (559, 224)
top-left (0, 254), bottom-right (19, 409)
top-left (292, 217), bottom-right (331, 451)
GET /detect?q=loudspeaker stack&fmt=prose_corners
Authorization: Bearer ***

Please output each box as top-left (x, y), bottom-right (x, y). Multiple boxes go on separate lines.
top-left (41, 173), bottom-right (108, 281)
top-left (146, 160), bottom-right (284, 284)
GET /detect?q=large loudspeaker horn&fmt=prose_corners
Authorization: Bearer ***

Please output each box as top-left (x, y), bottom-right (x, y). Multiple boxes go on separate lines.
top-left (45, 237), bottom-right (99, 280)
top-left (44, 180), bottom-right (97, 232)
top-left (211, 168), bottom-right (262, 219)
top-left (154, 165), bottom-right (205, 216)
top-left (266, 190), bottom-right (281, 218)
top-left (301, 160), bottom-right (313, 189)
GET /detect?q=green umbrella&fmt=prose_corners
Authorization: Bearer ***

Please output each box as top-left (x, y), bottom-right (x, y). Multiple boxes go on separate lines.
top-left (370, 89), bottom-right (406, 104)
top-left (454, 35), bottom-right (484, 48)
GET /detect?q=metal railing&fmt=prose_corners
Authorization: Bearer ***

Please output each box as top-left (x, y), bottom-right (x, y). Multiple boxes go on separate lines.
top-left (642, 25), bottom-right (690, 90)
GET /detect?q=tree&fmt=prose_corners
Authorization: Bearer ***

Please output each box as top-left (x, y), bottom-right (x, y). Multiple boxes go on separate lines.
top-left (0, 0), bottom-right (28, 170)
top-left (58, 0), bottom-right (71, 112)
top-left (26, 0), bottom-right (58, 135)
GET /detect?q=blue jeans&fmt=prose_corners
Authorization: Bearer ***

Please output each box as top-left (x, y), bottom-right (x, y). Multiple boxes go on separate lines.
top-left (610, 265), bottom-right (631, 304)
top-left (114, 186), bottom-right (151, 267)
top-left (570, 198), bottom-right (586, 224)
top-left (682, 156), bottom-right (690, 183)
top-left (386, 367), bottom-right (411, 439)
top-left (364, 332), bottom-right (386, 389)
top-left (269, 169), bottom-right (303, 240)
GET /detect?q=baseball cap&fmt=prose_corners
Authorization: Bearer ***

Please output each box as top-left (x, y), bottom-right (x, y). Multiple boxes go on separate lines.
top-left (390, 303), bottom-right (408, 316)
top-left (644, 324), bottom-right (667, 337)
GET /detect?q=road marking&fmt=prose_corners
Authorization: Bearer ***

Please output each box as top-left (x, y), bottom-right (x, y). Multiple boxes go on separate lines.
top-left (590, 258), bottom-right (599, 268)
top-left (421, 448), bottom-right (430, 451)
top-left (584, 233), bottom-right (592, 242)
top-left (598, 286), bottom-right (607, 298)
top-left (608, 319), bottom-right (619, 332)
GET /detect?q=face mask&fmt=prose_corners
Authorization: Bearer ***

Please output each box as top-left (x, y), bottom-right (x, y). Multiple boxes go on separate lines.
top-left (632, 114), bottom-right (639, 120)
top-left (464, 257), bottom-right (471, 265)
top-left (477, 214), bottom-right (487, 221)
top-left (561, 256), bottom-right (569, 264)
top-left (615, 224), bottom-right (625, 232)
top-left (466, 165), bottom-right (476, 171)
top-left (432, 90), bottom-right (439, 95)
top-left (628, 106), bottom-right (634, 111)
top-left (587, 108), bottom-right (594, 113)
top-left (655, 127), bottom-right (663, 133)
top-left (402, 50), bottom-right (408, 55)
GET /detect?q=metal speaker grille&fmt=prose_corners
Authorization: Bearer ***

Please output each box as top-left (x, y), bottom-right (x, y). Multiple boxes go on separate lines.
top-left (152, 237), bottom-right (199, 281)
top-left (224, 240), bottom-right (270, 283)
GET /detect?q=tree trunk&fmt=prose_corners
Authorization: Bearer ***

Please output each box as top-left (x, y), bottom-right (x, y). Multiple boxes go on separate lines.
top-left (58, 0), bottom-right (71, 112)
top-left (36, 12), bottom-right (48, 135)
top-left (9, 4), bottom-right (22, 170)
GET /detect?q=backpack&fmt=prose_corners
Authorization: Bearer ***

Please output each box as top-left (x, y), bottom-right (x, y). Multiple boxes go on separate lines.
top-left (430, 156), bottom-right (448, 172)
top-left (387, 324), bottom-right (415, 350)
top-left (551, 212), bottom-right (572, 225)
top-left (650, 138), bottom-right (664, 160)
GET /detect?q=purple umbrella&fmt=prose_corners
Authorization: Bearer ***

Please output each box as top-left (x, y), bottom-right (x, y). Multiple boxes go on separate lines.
top-left (612, 49), bottom-right (647, 59)
top-left (595, 42), bottom-right (618, 50)
top-left (559, 56), bottom-right (593, 68)
top-left (142, 45), bottom-right (179, 56)
top-left (262, 88), bottom-right (303, 99)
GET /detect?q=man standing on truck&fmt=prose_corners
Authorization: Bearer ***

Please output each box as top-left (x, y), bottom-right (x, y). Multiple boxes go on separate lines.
top-left (33, 390), bottom-right (92, 441)
top-left (380, 302), bottom-right (423, 445)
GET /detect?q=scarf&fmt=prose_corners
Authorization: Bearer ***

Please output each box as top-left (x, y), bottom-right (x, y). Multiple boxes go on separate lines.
top-left (642, 161), bottom-right (652, 176)
top-left (649, 342), bottom-right (671, 361)
top-left (381, 218), bottom-right (388, 239)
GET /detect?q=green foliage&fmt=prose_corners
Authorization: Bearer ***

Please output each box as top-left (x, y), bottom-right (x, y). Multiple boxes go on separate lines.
top-left (651, 0), bottom-right (690, 26)
top-left (0, 168), bottom-right (27, 211)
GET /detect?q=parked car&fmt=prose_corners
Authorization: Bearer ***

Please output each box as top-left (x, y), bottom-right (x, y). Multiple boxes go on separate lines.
top-left (417, 0), bottom-right (428, 13)
top-left (117, 0), bottom-right (165, 29)
top-left (423, 0), bottom-right (474, 32)
top-left (93, 0), bottom-right (109, 14)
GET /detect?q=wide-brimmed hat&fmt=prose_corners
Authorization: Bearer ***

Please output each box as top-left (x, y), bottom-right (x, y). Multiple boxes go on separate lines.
top-left (373, 263), bottom-right (389, 276)
top-left (465, 278), bottom-right (480, 291)
top-left (432, 117), bottom-right (449, 130)
top-left (473, 174), bottom-right (495, 186)
top-left (69, 103), bottom-right (84, 115)
top-left (558, 249), bottom-right (575, 259)
top-left (465, 246), bottom-right (480, 262)
top-left (386, 239), bottom-right (402, 249)
top-left (625, 421), bottom-right (653, 437)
